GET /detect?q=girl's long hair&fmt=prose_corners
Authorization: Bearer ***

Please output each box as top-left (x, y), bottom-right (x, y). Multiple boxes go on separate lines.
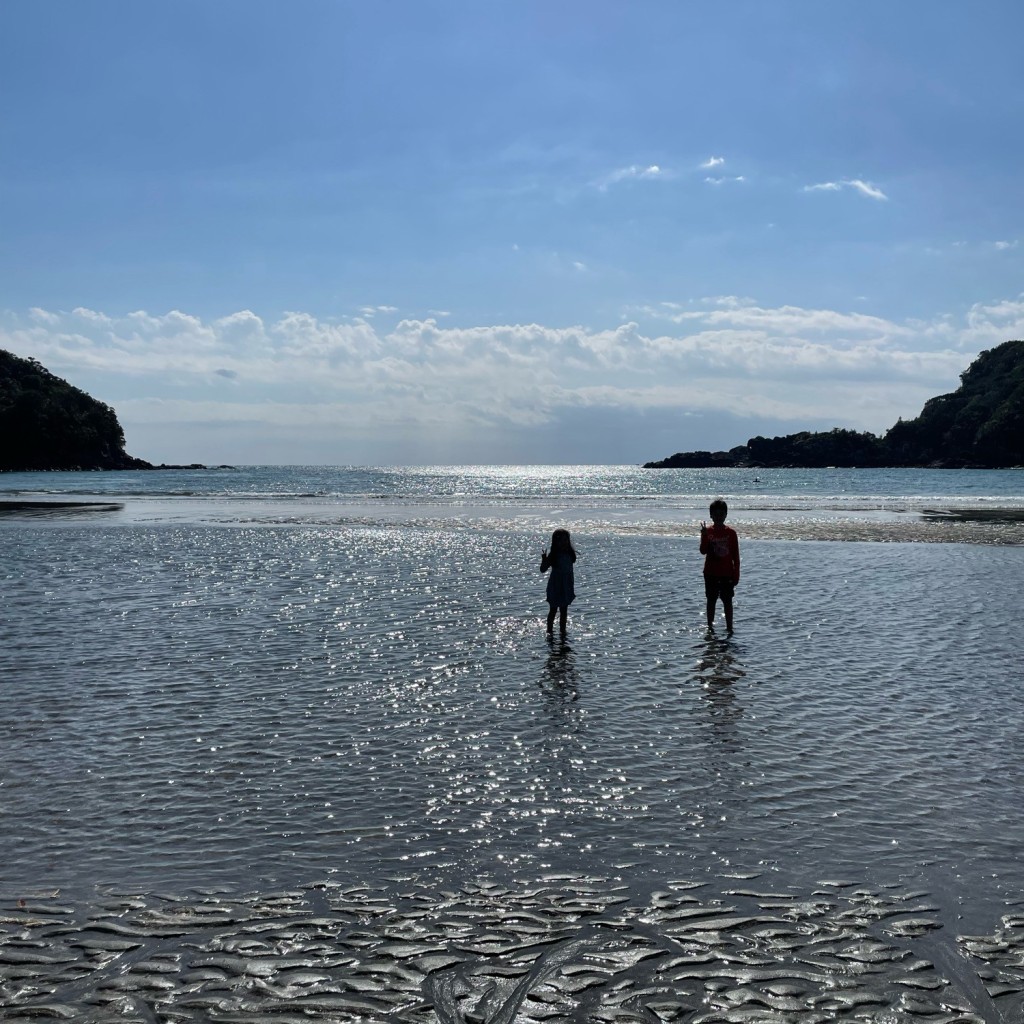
top-left (550, 528), bottom-right (575, 557)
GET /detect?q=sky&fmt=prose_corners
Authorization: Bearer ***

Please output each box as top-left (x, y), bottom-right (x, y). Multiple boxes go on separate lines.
top-left (2, 0), bottom-right (1023, 465)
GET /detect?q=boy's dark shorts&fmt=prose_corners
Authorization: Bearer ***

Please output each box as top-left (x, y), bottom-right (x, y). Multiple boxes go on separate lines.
top-left (704, 575), bottom-right (736, 602)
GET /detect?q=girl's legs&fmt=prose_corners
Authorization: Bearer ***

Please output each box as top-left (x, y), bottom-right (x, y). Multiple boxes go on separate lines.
top-left (546, 604), bottom-right (557, 634)
top-left (558, 605), bottom-right (568, 636)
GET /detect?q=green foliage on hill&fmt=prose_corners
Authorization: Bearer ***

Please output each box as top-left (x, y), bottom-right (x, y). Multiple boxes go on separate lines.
top-left (645, 340), bottom-right (1024, 469)
top-left (745, 427), bottom-right (887, 468)
top-left (0, 349), bottom-right (147, 471)
top-left (883, 340), bottom-right (1024, 467)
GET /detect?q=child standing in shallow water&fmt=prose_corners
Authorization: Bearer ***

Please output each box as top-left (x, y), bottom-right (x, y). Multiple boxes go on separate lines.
top-left (540, 528), bottom-right (576, 636)
top-left (700, 499), bottom-right (741, 633)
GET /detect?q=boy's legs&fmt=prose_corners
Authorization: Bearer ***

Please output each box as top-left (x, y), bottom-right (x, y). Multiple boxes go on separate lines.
top-left (720, 578), bottom-right (735, 633)
top-left (704, 575), bottom-right (717, 629)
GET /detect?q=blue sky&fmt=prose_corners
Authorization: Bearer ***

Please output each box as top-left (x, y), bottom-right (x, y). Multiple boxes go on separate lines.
top-left (2, 1), bottom-right (1023, 464)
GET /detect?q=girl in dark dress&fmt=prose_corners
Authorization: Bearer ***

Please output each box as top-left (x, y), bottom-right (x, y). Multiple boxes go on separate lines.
top-left (540, 528), bottom-right (576, 637)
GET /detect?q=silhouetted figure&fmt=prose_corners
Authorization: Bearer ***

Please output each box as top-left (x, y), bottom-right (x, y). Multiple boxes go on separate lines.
top-left (700, 499), bottom-right (741, 633)
top-left (540, 528), bottom-right (576, 637)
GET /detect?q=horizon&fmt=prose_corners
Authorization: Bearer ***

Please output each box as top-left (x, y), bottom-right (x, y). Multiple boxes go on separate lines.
top-left (2, 1), bottom-right (1023, 464)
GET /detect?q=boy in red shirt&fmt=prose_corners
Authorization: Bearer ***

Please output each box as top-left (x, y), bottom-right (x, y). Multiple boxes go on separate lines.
top-left (700, 499), bottom-right (740, 633)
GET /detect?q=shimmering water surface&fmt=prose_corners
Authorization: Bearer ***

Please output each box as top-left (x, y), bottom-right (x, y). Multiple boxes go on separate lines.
top-left (3, 463), bottom-right (1024, 541)
top-left (2, 467), bottom-right (1024, 1021)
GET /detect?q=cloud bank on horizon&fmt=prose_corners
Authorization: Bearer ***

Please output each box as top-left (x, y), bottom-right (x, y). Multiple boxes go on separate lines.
top-left (4, 295), bottom-right (1023, 464)
top-left (2, 1), bottom-right (1023, 464)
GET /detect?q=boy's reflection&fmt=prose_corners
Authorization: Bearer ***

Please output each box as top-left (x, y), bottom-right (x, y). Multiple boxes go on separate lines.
top-left (693, 633), bottom-right (745, 746)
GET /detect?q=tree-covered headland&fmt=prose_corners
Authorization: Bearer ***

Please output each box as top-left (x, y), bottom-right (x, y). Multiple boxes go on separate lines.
top-left (645, 340), bottom-right (1024, 469)
top-left (0, 349), bottom-right (150, 471)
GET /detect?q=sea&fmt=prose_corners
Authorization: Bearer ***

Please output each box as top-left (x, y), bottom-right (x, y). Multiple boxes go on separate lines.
top-left (2, 465), bottom-right (1024, 1023)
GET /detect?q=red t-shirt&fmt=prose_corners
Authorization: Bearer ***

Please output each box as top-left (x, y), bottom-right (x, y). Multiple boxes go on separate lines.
top-left (700, 524), bottom-right (740, 581)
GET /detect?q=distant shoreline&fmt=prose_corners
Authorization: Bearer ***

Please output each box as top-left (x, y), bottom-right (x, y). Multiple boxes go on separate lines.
top-left (643, 454), bottom-right (1024, 470)
top-left (0, 463), bottom-right (234, 473)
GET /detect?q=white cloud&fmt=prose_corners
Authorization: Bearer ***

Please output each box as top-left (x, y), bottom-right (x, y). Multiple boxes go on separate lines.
top-left (641, 297), bottom-right (911, 341)
top-left (4, 296), bottom-right (1020, 462)
top-left (704, 175), bottom-right (745, 185)
top-left (595, 164), bottom-right (664, 190)
top-left (961, 296), bottom-right (1024, 346)
top-left (700, 156), bottom-right (725, 169)
top-left (803, 178), bottom-right (888, 200)
top-left (994, 240), bottom-right (1019, 251)
top-left (701, 295), bottom-right (758, 309)
top-left (71, 306), bottom-right (113, 324)
top-left (846, 179), bottom-right (887, 200)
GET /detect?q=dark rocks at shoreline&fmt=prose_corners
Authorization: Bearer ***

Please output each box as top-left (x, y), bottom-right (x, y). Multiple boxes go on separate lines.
top-left (0, 459), bottom-right (235, 473)
top-left (645, 339), bottom-right (1024, 470)
top-left (642, 434), bottom-right (999, 470)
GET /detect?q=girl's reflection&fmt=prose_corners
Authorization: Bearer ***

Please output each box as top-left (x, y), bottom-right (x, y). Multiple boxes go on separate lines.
top-left (540, 637), bottom-right (580, 702)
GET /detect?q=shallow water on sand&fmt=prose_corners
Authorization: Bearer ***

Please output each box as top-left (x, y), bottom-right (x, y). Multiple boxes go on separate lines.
top-left (3, 522), bottom-right (1024, 1020)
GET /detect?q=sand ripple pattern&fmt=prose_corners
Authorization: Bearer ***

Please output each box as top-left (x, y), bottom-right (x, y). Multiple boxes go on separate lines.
top-left (3, 874), bottom-right (1024, 1022)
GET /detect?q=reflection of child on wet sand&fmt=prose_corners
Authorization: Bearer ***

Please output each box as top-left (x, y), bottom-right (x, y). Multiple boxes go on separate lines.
top-left (540, 528), bottom-right (576, 637)
top-left (700, 499), bottom-right (740, 633)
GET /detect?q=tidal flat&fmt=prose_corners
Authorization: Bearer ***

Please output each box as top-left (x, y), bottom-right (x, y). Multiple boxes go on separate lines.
top-left (2, 515), bottom-right (1023, 1021)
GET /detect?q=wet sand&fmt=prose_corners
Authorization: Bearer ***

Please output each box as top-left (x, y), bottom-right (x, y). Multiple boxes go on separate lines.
top-left (3, 874), bottom-right (1023, 1021)
top-left (0, 500), bottom-right (122, 517)
top-left (2, 494), bottom-right (1023, 544)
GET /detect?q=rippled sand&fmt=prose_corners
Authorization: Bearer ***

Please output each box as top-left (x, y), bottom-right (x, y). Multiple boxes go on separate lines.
top-left (2, 525), bottom-right (1024, 1020)
top-left (4, 875), bottom-right (1024, 1022)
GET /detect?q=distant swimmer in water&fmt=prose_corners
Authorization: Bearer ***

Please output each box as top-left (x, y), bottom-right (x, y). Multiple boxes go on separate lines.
top-left (700, 499), bottom-right (741, 634)
top-left (540, 528), bottom-right (576, 637)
